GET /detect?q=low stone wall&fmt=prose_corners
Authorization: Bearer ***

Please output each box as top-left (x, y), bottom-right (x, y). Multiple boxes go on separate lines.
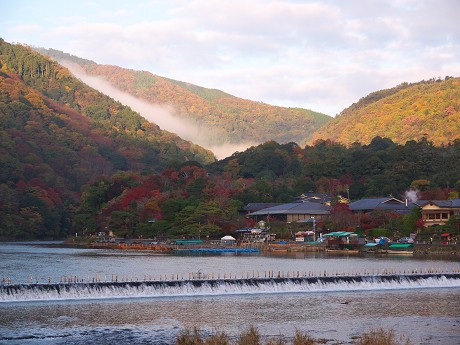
top-left (414, 243), bottom-right (459, 256)
top-left (264, 243), bottom-right (326, 252)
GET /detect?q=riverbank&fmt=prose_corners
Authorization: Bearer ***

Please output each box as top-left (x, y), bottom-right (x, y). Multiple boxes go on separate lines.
top-left (61, 237), bottom-right (460, 259)
top-left (413, 243), bottom-right (460, 255)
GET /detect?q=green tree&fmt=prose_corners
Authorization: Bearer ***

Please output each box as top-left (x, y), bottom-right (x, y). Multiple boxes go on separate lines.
top-left (110, 210), bottom-right (138, 237)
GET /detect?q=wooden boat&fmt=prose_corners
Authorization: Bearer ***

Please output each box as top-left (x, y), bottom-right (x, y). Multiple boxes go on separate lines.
top-left (387, 243), bottom-right (414, 255)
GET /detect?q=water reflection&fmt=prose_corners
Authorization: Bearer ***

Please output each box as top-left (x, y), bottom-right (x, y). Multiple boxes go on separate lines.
top-left (1, 289), bottom-right (459, 344)
top-left (1, 242), bottom-right (459, 344)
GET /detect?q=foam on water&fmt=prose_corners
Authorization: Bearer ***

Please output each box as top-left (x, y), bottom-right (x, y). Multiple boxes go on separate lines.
top-left (1, 273), bottom-right (459, 303)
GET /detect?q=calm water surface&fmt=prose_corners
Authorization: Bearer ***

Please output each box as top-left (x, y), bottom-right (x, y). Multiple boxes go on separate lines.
top-left (1, 242), bottom-right (459, 344)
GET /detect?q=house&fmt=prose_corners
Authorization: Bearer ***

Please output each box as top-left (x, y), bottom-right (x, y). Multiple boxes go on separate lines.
top-left (418, 199), bottom-right (460, 226)
top-left (241, 203), bottom-right (283, 216)
top-left (247, 201), bottom-right (331, 223)
top-left (348, 197), bottom-right (417, 215)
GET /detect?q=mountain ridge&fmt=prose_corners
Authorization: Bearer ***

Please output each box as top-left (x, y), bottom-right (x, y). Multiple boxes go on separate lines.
top-left (0, 39), bottom-right (214, 239)
top-left (39, 48), bottom-right (460, 150)
top-left (309, 77), bottom-right (460, 146)
top-left (37, 48), bottom-right (331, 149)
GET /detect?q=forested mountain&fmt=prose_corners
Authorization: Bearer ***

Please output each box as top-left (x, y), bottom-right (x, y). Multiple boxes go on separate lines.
top-left (0, 39), bottom-right (214, 239)
top-left (37, 48), bottom-right (331, 147)
top-left (208, 137), bottom-right (460, 201)
top-left (2, 39), bottom-right (460, 241)
top-left (76, 138), bottom-right (460, 240)
top-left (309, 77), bottom-right (460, 146)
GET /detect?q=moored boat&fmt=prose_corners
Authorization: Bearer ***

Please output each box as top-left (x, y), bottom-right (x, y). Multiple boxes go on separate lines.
top-left (387, 243), bottom-right (414, 255)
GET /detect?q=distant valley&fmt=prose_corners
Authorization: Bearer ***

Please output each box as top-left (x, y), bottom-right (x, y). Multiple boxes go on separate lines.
top-left (37, 48), bottom-right (331, 158)
top-left (38, 48), bottom-right (460, 152)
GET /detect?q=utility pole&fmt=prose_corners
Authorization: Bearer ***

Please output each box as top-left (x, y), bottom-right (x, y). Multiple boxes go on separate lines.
top-left (312, 217), bottom-right (316, 242)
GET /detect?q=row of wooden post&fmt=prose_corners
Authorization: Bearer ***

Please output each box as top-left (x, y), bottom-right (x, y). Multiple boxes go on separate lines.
top-left (1, 266), bottom-right (459, 285)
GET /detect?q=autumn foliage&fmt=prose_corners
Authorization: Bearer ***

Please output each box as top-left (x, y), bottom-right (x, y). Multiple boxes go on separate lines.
top-left (38, 48), bottom-right (331, 147)
top-left (309, 77), bottom-right (460, 146)
top-left (1, 39), bottom-right (460, 240)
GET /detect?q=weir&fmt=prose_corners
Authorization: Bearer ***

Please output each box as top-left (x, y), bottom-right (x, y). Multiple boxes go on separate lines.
top-left (1, 273), bottom-right (459, 303)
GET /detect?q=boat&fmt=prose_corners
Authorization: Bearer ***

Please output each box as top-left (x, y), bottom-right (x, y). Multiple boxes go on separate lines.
top-left (387, 243), bottom-right (414, 255)
top-left (174, 247), bottom-right (260, 253)
top-left (363, 242), bottom-right (388, 254)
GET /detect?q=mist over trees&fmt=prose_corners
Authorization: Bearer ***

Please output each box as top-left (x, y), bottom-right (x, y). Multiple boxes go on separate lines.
top-left (37, 47), bottom-right (331, 150)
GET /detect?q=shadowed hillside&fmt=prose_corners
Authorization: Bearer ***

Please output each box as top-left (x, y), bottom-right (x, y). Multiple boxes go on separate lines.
top-left (0, 39), bottom-right (214, 239)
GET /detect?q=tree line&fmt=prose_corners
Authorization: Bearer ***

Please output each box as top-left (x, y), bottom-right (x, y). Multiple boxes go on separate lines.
top-left (72, 138), bottom-right (460, 241)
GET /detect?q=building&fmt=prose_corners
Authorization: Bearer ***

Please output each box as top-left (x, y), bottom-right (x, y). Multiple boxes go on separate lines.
top-left (247, 201), bottom-right (331, 223)
top-left (348, 197), bottom-right (417, 215)
top-left (418, 199), bottom-right (460, 226)
top-left (241, 203), bottom-right (283, 216)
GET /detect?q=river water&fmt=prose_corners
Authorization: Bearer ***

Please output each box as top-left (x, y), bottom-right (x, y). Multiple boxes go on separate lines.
top-left (0, 242), bottom-right (459, 344)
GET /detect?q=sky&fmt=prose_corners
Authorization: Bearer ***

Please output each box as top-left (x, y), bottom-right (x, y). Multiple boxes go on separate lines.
top-left (1, 0), bottom-right (460, 116)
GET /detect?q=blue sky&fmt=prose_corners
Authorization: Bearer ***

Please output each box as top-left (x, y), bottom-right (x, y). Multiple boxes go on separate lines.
top-left (2, 0), bottom-right (460, 116)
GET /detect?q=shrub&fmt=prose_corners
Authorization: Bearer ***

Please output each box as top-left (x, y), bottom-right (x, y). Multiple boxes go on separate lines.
top-left (236, 326), bottom-right (261, 345)
top-left (175, 327), bottom-right (411, 345)
top-left (353, 328), bottom-right (411, 345)
top-left (293, 330), bottom-right (316, 345)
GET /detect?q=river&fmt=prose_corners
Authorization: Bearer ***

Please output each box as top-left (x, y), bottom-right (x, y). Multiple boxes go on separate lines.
top-left (0, 242), bottom-right (459, 344)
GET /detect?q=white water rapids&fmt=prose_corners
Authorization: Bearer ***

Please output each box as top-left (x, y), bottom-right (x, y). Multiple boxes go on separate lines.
top-left (2, 274), bottom-right (459, 303)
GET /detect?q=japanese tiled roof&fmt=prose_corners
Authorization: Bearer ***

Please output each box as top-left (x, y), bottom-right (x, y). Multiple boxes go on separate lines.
top-left (348, 197), bottom-right (416, 212)
top-left (248, 201), bottom-right (331, 216)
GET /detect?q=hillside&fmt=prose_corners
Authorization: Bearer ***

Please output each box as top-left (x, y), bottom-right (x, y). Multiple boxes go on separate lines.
top-left (0, 39), bottom-right (214, 239)
top-left (37, 48), bottom-right (331, 147)
top-left (309, 77), bottom-right (460, 146)
top-left (77, 138), bottom-right (460, 240)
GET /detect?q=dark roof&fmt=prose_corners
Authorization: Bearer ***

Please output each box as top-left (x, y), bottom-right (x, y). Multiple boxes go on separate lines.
top-left (349, 197), bottom-right (416, 214)
top-left (417, 199), bottom-right (460, 208)
top-left (349, 197), bottom-right (400, 210)
top-left (248, 201), bottom-right (331, 216)
top-left (243, 203), bottom-right (283, 212)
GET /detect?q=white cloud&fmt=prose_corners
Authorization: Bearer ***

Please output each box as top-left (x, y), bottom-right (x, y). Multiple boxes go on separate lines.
top-left (8, 24), bottom-right (42, 34)
top-left (2, 0), bottom-right (460, 117)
